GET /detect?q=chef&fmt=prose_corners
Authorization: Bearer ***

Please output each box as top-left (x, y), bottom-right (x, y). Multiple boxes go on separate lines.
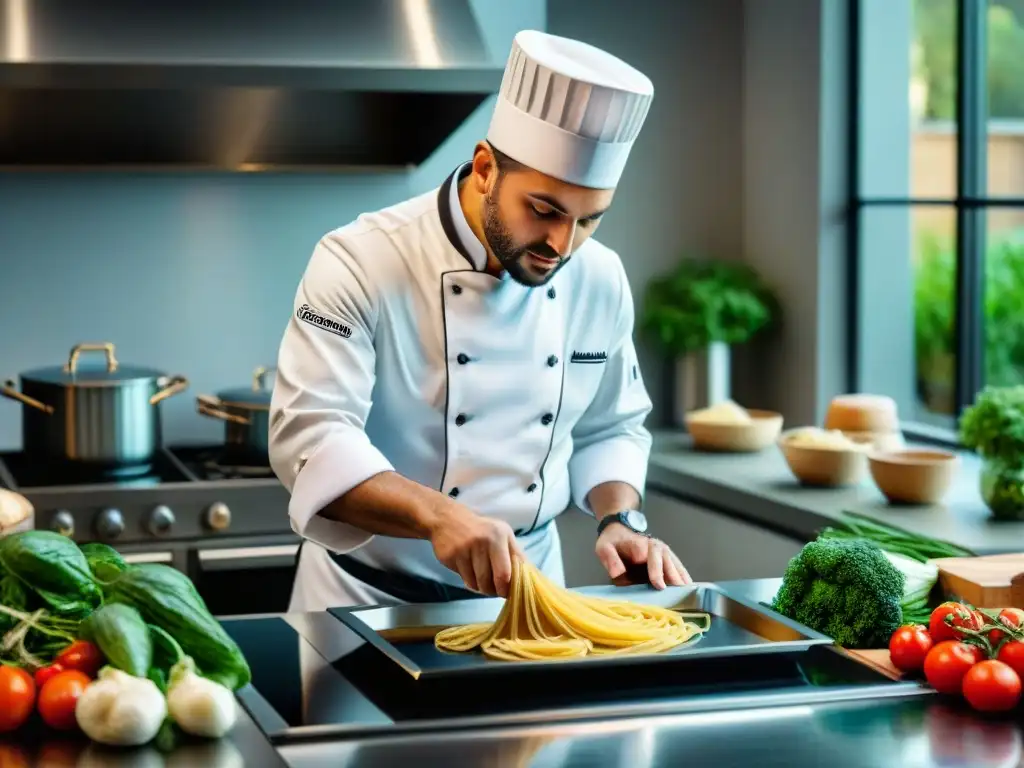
top-left (269, 29), bottom-right (691, 612)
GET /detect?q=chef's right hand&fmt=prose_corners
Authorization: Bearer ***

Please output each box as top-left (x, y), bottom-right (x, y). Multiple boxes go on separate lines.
top-left (428, 504), bottom-right (525, 598)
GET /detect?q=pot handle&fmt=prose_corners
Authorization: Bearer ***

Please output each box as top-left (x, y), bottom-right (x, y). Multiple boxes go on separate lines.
top-left (0, 380), bottom-right (54, 415)
top-left (65, 342), bottom-right (118, 374)
top-left (196, 394), bottom-right (251, 426)
top-left (150, 375), bottom-right (189, 406)
top-left (252, 366), bottom-right (277, 391)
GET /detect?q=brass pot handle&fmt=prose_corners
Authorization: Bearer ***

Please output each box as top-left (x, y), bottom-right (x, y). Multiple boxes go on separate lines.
top-left (150, 375), bottom-right (189, 406)
top-left (196, 394), bottom-right (251, 426)
top-left (0, 380), bottom-right (54, 415)
top-left (252, 366), bottom-right (277, 391)
top-left (65, 342), bottom-right (118, 374)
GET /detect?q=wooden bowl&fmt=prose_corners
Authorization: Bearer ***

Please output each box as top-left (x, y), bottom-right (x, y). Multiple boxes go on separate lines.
top-left (778, 428), bottom-right (871, 487)
top-left (868, 449), bottom-right (959, 505)
top-left (685, 409), bottom-right (784, 452)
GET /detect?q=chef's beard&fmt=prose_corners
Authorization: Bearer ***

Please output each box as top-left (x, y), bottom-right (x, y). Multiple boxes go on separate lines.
top-left (483, 186), bottom-right (568, 287)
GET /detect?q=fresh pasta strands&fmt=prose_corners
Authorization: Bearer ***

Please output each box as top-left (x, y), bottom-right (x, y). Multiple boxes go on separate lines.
top-left (434, 557), bottom-right (711, 661)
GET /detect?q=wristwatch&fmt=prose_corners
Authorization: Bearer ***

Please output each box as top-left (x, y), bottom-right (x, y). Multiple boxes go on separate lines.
top-left (597, 509), bottom-right (649, 537)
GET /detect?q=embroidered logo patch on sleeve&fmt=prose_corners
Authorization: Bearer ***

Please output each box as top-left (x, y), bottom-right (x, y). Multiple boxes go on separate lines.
top-left (296, 304), bottom-right (353, 339)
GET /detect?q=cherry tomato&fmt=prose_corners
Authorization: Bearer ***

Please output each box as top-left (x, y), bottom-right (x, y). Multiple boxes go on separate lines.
top-left (37, 670), bottom-right (90, 731)
top-left (996, 640), bottom-right (1024, 677)
top-left (924, 640), bottom-right (984, 694)
top-left (33, 664), bottom-right (64, 689)
top-left (929, 602), bottom-right (983, 643)
top-left (988, 608), bottom-right (1024, 645)
top-left (54, 641), bottom-right (103, 679)
top-left (0, 666), bottom-right (36, 733)
top-left (962, 659), bottom-right (1022, 712)
top-left (889, 624), bottom-right (934, 673)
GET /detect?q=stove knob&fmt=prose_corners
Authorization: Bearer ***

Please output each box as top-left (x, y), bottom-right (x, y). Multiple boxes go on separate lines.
top-left (50, 510), bottom-right (75, 538)
top-left (148, 505), bottom-right (175, 537)
top-left (96, 508), bottom-right (125, 540)
top-left (205, 502), bottom-right (231, 531)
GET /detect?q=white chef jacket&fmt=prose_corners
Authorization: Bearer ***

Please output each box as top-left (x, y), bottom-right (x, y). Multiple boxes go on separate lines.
top-left (270, 162), bottom-right (654, 612)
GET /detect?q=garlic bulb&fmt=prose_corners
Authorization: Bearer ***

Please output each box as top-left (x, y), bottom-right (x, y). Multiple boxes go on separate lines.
top-left (166, 657), bottom-right (238, 738)
top-left (75, 667), bottom-right (167, 747)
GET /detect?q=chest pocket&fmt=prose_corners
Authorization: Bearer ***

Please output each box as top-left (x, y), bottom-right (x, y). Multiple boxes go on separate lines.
top-left (559, 348), bottom-right (609, 425)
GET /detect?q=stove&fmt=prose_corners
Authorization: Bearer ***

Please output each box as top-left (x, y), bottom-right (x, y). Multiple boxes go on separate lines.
top-left (0, 444), bottom-right (299, 615)
top-left (222, 612), bottom-right (929, 744)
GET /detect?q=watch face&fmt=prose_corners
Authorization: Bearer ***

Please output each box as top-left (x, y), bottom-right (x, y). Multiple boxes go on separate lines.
top-left (624, 510), bottom-right (648, 532)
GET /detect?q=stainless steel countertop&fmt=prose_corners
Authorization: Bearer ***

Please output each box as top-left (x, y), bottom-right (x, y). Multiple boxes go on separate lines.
top-left (277, 578), bottom-right (1024, 768)
top-left (647, 429), bottom-right (1022, 555)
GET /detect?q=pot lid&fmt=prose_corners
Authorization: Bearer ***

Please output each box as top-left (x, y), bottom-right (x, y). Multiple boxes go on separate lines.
top-left (215, 366), bottom-right (275, 407)
top-left (21, 344), bottom-right (167, 386)
top-left (215, 386), bottom-right (273, 407)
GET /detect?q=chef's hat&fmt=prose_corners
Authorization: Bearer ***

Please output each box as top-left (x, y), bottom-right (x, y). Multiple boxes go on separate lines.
top-left (486, 30), bottom-right (653, 190)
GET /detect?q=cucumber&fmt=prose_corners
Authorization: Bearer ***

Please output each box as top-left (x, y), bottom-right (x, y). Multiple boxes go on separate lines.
top-left (106, 564), bottom-right (251, 690)
top-left (81, 603), bottom-right (152, 678)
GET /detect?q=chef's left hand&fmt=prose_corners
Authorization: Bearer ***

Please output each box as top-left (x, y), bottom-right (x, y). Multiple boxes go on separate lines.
top-left (595, 525), bottom-right (691, 589)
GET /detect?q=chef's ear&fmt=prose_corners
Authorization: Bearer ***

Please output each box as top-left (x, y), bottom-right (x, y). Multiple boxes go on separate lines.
top-left (470, 142), bottom-right (499, 194)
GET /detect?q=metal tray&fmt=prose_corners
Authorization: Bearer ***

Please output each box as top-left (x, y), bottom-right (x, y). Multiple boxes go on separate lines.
top-left (327, 582), bottom-right (833, 680)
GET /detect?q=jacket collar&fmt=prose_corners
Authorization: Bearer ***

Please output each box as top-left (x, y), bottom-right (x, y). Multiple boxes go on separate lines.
top-left (437, 163), bottom-right (488, 271)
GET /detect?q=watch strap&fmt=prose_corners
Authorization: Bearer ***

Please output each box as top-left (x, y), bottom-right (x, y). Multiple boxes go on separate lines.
top-left (597, 511), bottom-right (648, 537)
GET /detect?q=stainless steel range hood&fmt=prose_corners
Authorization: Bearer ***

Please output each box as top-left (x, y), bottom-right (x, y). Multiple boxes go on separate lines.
top-left (0, 0), bottom-right (505, 171)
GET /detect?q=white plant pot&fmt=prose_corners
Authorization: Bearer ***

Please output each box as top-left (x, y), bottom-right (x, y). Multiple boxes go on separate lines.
top-left (674, 341), bottom-right (731, 423)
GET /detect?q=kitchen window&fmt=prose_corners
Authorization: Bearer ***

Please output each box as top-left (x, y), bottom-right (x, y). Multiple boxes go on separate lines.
top-left (852, 0), bottom-right (1024, 441)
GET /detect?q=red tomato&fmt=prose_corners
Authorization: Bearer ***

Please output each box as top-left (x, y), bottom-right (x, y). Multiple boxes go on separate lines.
top-left (962, 660), bottom-right (1022, 712)
top-left (33, 664), bottom-right (64, 689)
top-left (54, 641), bottom-right (103, 679)
top-left (0, 666), bottom-right (36, 733)
top-left (37, 670), bottom-right (90, 731)
top-left (989, 608), bottom-right (1024, 645)
top-left (924, 640), bottom-right (985, 694)
top-left (996, 640), bottom-right (1024, 677)
top-left (889, 625), bottom-right (934, 673)
top-left (929, 602), bottom-right (983, 643)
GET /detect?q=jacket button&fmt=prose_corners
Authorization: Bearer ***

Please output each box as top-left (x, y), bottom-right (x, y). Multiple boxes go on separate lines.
top-left (455, 413), bottom-right (468, 426)
top-left (527, 483), bottom-right (538, 493)
top-left (547, 355), bottom-right (558, 367)
top-left (547, 287), bottom-right (556, 299)
top-left (449, 487), bottom-right (460, 498)
top-left (541, 413), bottom-right (554, 425)
top-left (457, 353), bottom-right (470, 365)
top-left (452, 284), bottom-right (463, 295)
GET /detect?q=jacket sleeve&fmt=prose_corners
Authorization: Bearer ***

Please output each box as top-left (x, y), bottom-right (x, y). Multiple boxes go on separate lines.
top-left (567, 265), bottom-right (654, 516)
top-left (269, 233), bottom-right (393, 554)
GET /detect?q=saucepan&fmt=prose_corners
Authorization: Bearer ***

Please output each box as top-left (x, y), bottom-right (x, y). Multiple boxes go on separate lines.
top-left (196, 366), bottom-right (274, 464)
top-left (0, 342), bottom-right (189, 470)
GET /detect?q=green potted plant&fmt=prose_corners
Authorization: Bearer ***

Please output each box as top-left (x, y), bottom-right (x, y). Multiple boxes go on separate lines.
top-left (641, 259), bottom-right (779, 420)
top-left (959, 385), bottom-right (1024, 520)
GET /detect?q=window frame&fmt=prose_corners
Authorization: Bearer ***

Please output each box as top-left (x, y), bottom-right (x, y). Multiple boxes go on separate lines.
top-left (849, 0), bottom-right (1024, 444)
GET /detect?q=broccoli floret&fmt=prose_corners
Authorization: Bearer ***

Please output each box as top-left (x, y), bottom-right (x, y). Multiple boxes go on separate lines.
top-left (771, 538), bottom-right (906, 649)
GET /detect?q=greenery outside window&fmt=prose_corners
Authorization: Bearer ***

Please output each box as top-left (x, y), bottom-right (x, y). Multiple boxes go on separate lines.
top-left (853, 0), bottom-right (1024, 441)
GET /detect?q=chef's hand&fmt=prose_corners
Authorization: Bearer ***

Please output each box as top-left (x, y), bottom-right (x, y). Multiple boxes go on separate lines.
top-left (595, 524), bottom-right (691, 590)
top-left (428, 503), bottom-right (525, 598)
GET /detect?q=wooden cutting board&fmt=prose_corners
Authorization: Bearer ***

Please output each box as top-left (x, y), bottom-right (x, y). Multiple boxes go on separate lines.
top-left (930, 553), bottom-right (1024, 609)
top-left (0, 488), bottom-right (33, 536)
top-left (840, 648), bottom-right (905, 680)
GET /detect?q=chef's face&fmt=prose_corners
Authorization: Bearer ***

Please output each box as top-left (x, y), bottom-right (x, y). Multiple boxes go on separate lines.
top-left (475, 146), bottom-right (615, 287)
